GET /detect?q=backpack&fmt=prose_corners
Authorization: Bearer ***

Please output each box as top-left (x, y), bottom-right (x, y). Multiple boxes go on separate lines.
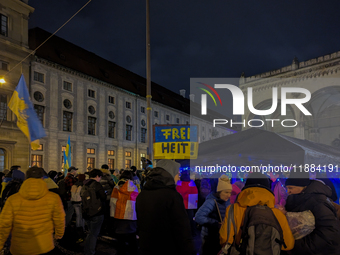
top-left (220, 205), bottom-right (286, 255)
top-left (81, 181), bottom-right (102, 217)
top-left (0, 180), bottom-right (23, 209)
top-left (71, 185), bottom-right (82, 202)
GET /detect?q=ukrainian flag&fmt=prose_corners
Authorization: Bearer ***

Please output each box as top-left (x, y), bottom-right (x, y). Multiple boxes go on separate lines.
top-left (8, 74), bottom-right (46, 150)
top-left (63, 136), bottom-right (71, 176)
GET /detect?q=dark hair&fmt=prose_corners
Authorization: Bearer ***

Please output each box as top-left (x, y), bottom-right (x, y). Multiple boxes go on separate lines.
top-left (101, 164), bottom-right (109, 170)
top-left (119, 170), bottom-right (134, 180)
top-left (89, 169), bottom-right (103, 178)
top-left (48, 170), bottom-right (58, 179)
top-left (10, 165), bottom-right (21, 171)
top-left (131, 166), bottom-right (137, 172)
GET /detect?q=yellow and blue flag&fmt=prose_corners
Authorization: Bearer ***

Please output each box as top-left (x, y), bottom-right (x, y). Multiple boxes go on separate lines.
top-left (63, 136), bottom-right (71, 176)
top-left (8, 74), bottom-right (46, 150)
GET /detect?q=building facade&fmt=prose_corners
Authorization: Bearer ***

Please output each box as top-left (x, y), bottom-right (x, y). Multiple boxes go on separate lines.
top-left (240, 55), bottom-right (340, 147)
top-left (0, 1), bottom-right (233, 173)
top-left (0, 0), bottom-right (34, 171)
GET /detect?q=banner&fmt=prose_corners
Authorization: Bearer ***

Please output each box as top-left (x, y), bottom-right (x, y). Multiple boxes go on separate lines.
top-left (153, 124), bottom-right (198, 159)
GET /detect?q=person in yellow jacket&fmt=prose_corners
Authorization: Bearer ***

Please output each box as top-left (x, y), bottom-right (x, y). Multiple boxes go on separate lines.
top-left (0, 166), bottom-right (65, 255)
top-left (220, 172), bottom-right (295, 253)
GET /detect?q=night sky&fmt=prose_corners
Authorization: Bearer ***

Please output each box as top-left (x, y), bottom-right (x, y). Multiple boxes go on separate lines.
top-left (28, 0), bottom-right (340, 96)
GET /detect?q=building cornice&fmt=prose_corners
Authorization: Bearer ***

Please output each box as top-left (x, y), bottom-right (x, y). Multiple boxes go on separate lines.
top-left (240, 51), bottom-right (340, 92)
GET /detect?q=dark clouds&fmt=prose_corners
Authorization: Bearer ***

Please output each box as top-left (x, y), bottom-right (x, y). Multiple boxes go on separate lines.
top-left (28, 0), bottom-right (340, 95)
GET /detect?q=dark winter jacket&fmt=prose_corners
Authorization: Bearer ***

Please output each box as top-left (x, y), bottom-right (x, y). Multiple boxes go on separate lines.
top-left (83, 179), bottom-right (106, 219)
top-left (100, 169), bottom-right (114, 200)
top-left (195, 192), bottom-right (230, 239)
top-left (136, 167), bottom-right (195, 255)
top-left (285, 180), bottom-right (340, 255)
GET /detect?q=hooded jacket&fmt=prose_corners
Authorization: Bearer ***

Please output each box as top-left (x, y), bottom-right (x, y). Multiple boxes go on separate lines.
top-left (195, 192), bottom-right (230, 239)
top-left (219, 186), bottom-right (295, 251)
top-left (285, 180), bottom-right (340, 255)
top-left (136, 167), bottom-right (195, 255)
top-left (100, 168), bottom-right (115, 200)
top-left (0, 178), bottom-right (65, 255)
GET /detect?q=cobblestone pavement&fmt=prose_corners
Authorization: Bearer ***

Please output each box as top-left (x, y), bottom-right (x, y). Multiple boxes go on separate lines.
top-left (55, 236), bottom-right (117, 255)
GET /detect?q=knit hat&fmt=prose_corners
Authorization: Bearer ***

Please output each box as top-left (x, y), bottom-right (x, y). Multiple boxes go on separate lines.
top-left (217, 174), bottom-right (232, 192)
top-left (285, 170), bottom-right (310, 187)
top-left (12, 169), bottom-right (25, 181)
top-left (156, 159), bottom-right (180, 178)
top-left (26, 166), bottom-right (45, 179)
top-left (245, 172), bottom-right (271, 189)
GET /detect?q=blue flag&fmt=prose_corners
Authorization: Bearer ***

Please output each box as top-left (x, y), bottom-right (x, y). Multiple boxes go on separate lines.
top-left (8, 74), bottom-right (46, 150)
top-left (63, 136), bottom-right (71, 176)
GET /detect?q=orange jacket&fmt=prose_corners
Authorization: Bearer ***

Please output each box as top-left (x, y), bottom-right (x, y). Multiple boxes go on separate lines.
top-left (219, 186), bottom-right (294, 251)
top-left (0, 178), bottom-right (65, 255)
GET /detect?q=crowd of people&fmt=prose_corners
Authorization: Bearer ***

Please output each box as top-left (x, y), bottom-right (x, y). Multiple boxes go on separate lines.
top-left (0, 162), bottom-right (340, 255)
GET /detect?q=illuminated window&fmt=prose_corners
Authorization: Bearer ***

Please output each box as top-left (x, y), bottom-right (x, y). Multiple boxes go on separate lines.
top-left (87, 157), bottom-right (95, 171)
top-left (125, 151), bottom-right (131, 157)
top-left (125, 159), bottom-right (131, 169)
top-left (31, 155), bottom-right (43, 167)
top-left (87, 148), bottom-right (95, 154)
top-left (108, 158), bottom-right (114, 170)
top-left (108, 150), bottom-right (115, 156)
top-left (35, 144), bottom-right (43, 151)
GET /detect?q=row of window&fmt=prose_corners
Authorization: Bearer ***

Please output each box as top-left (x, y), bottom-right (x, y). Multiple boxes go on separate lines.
top-left (31, 79), bottom-right (184, 122)
top-left (33, 146), bottom-right (133, 171)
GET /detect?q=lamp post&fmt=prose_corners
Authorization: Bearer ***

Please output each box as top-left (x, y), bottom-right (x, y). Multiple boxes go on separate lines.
top-left (146, 0), bottom-right (153, 164)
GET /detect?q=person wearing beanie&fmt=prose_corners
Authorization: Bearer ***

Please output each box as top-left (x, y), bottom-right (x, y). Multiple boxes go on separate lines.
top-left (136, 160), bottom-right (195, 255)
top-left (285, 170), bottom-right (340, 255)
top-left (220, 172), bottom-right (295, 252)
top-left (195, 175), bottom-right (232, 255)
top-left (0, 166), bottom-right (65, 255)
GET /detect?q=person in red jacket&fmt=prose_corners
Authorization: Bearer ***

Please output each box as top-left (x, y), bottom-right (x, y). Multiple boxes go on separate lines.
top-left (176, 170), bottom-right (198, 237)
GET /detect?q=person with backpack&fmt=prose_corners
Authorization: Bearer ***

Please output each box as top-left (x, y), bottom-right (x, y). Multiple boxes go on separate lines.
top-left (82, 169), bottom-right (106, 255)
top-left (285, 170), bottom-right (340, 255)
top-left (110, 170), bottom-right (139, 254)
top-left (219, 172), bottom-right (294, 255)
top-left (0, 166), bottom-right (65, 255)
top-left (136, 159), bottom-right (195, 255)
top-left (71, 173), bottom-right (86, 243)
top-left (195, 174), bottom-right (232, 255)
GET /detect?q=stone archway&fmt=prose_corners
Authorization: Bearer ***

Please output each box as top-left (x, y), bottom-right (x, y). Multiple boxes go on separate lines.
top-left (303, 86), bottom-right (340, 146)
